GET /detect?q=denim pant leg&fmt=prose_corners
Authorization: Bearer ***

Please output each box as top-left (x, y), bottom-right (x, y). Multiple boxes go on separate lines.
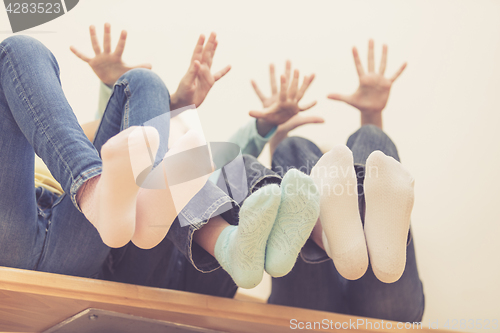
top-left (344, 125), bottom-right (425, 322)
top-left (157, 154), bottom-right (281, 298)
top-left (169, 154), bottom-right (281, 273)
top-left (268, 136), bottom-right (347, 313)
top-left (0, 36), bottom-right (105, 275)
top-left (40, 68), bottom-right (174, 278)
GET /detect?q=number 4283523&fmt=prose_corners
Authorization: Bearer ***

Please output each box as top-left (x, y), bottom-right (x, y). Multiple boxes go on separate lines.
top-left (6, 3), bottom-right (62, 14)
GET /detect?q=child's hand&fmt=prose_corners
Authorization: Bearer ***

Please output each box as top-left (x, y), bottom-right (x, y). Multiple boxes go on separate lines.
top-left (327, 39), bottom-right (407, 115)
top-left (170, 33), bottom-right (231, 110)
top-left (70, 23), bottom-right (152, 87)
top-left (249, 61), bottom-right (317, 135)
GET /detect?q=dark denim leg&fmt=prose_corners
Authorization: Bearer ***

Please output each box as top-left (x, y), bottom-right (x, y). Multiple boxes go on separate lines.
top-left (268, 137), bottom-right (347, 313)
top-left (268, 255), bottom-right (347, 314)
top-left (345, 125), bottom-right (425, 322)
top-left (164, 154), bottom-right (280, 296)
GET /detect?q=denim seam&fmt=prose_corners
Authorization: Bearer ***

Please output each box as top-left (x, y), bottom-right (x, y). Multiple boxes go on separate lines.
top-left (1, 42), bottom-right (90, 212)
top-left (249, 174), bottom-right (281, 193)
top-left (123, 79), bottom-right (131, 129)
top-left (69, 166), bottom-right (103, 211)
top-left (299, 251), bottom-right (331, 264)
top-left (186, 196), bottom-right (240, 273)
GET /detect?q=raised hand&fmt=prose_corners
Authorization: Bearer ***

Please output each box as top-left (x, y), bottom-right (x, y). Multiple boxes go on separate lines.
top-left (70, 23), bottom-right (152, 86)
top-left (249, 61), bottom-right (317, 135)
top-left (327, 40), bottom-right (406, 128)
top-left (170, 33), bottom-right (231, 110)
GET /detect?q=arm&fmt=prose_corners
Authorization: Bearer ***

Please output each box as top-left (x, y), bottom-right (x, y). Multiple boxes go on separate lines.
top-left (327, 39), bottom-right (407, 129)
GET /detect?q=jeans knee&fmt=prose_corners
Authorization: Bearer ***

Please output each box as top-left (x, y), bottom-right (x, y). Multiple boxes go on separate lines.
top-left (358, 124), bottom-right (384, 137)
top-left (0, 35), bottom-right (49, 57)
top-left (118, 68), bottom-right (168, 94)
top-left (275, 136), bottom-right (312, 156)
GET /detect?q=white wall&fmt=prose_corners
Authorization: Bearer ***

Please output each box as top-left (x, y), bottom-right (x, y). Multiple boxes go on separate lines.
top-left (1, 0), bottom-right (499, 331)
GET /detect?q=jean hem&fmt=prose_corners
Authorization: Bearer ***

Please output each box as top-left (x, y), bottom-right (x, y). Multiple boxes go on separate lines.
top-left (186, 195), bottom-right (240, 273)
top-left (69, 166), bottom-right (103, 213)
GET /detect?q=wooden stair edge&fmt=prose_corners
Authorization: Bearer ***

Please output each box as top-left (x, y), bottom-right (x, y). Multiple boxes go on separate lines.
top-left (0, 267), bottom-right (454, 333)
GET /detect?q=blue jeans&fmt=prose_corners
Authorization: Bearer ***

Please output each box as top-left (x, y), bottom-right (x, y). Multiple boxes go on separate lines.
top-left (268, 126), bottom-right (425, 322)
top-left (0, 35), bottom-right (106, 276)
top-left (0, 35), bottom-right (175, 277)
top-left (101, 154), bottom-right (281, 289)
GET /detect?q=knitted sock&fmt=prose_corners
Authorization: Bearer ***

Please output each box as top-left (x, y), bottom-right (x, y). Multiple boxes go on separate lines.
top-left (133, 130), bottom-right (208, 249)
top-left (214, 184), bottom-right (281, 289)
top-left (78, 126), bottom-right (160, 248)
top-left (364, 150), bottom-right (414, 283)
top-left (310, 144), bottom-right (368, 280)
top-left (265, 169), bottom-right (320, 277)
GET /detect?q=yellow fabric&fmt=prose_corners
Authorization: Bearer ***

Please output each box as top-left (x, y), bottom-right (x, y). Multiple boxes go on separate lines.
top-left (34, 156), bottom-right (63, 195)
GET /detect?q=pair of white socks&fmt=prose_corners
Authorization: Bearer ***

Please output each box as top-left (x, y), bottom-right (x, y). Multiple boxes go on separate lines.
top-left (78, 126), bottom-right (208, 249)
top-left (310, 145), bottom-right (414, 283)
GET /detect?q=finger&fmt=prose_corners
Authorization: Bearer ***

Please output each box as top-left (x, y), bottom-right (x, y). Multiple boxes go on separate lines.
top-left (251, 80), bottom-right (266, 102)
top-left (132, 63), bottom-right (153, 70)
top-left (390, 62), bottom-right (407, 82)
top-left (214, 65), bottom-right (231, 82)
top-left (103, 23), bottom-right (112, 54)
top-left (327, 93), bottom-right (351, 103)
top-left (89, 25), bottom-right (101, 55)
top-left (368, 39), bottom-right (375, 73)
top-left (299, 100), bottom-right (317, 111)
top-left (352, 47), bottom-right (364, 77)
top-left (69, 46), bottom-right (91, 62)
top-left (379, 44), bottom-right (388, 75)
top-left (284, 60), bottom-right (292, 86)
top-left (288, 69), bottom-right (300, 100)
top-left (184, 60), bottom-right (201, 84)
top-left (270, 64), bottom-right (278, 95)
top-left (279, 75), bottom-right (287, 102)
top-left (248, 110), bottom-right (267, 119)
top-left (296, 73), bottom-right (315, 101)
top-left (286, 115), bottom-right (325, 131)
top-left (201, 32), bottom-right (217, 68)
top-left (190, 34), bottom-right (205, 64)
top-left (114, 30), bottom-right (127, 58)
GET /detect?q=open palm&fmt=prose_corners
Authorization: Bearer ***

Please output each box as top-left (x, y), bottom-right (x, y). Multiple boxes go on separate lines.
top-left (71, 23), bottom-right (151, 86)
top-left (249, 61), bottom-right (316, 125)
top-left (328, 40), bottom-right (406, 115)
top-left (170, 33), bottom-right (231, 110)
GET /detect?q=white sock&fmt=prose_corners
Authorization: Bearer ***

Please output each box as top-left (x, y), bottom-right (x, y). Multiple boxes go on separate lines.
top-left (79, 126), bottom-right (160, 248)
top-left (310, 145), bottom-right (368, 280)
top-left (364, 150), bottom-right (414, 283)
top-left (132, 130), bottom-right (209, 249)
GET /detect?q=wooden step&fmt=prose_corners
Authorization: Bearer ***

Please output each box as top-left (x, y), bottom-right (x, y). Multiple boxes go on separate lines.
top-left (0, 267), bottom-right (446, 332)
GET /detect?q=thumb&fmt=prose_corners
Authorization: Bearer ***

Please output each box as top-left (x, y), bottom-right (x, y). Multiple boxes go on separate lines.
top-left (249, 110), bottom-right (266, 119)
top-left (327, 93), bottom-right (350, 102)
top-left (283, 115), bottom-right (324, 132)
top-left (135, 63), bottom-right (153, 70)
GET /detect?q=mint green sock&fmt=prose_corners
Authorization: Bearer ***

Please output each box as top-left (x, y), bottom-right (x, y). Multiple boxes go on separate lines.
top-left (265, 169), bottom-right (320, 278)
top-left (214, 184), bottom-right (281, 289)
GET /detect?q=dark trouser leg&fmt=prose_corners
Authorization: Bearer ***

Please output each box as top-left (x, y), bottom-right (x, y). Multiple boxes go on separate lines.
top-left (268, 129), bottom-right (425, 322)
top-left (268, 137), bottom-right (347, 313)
top-left (344, 125), bottom-right (424, 322)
